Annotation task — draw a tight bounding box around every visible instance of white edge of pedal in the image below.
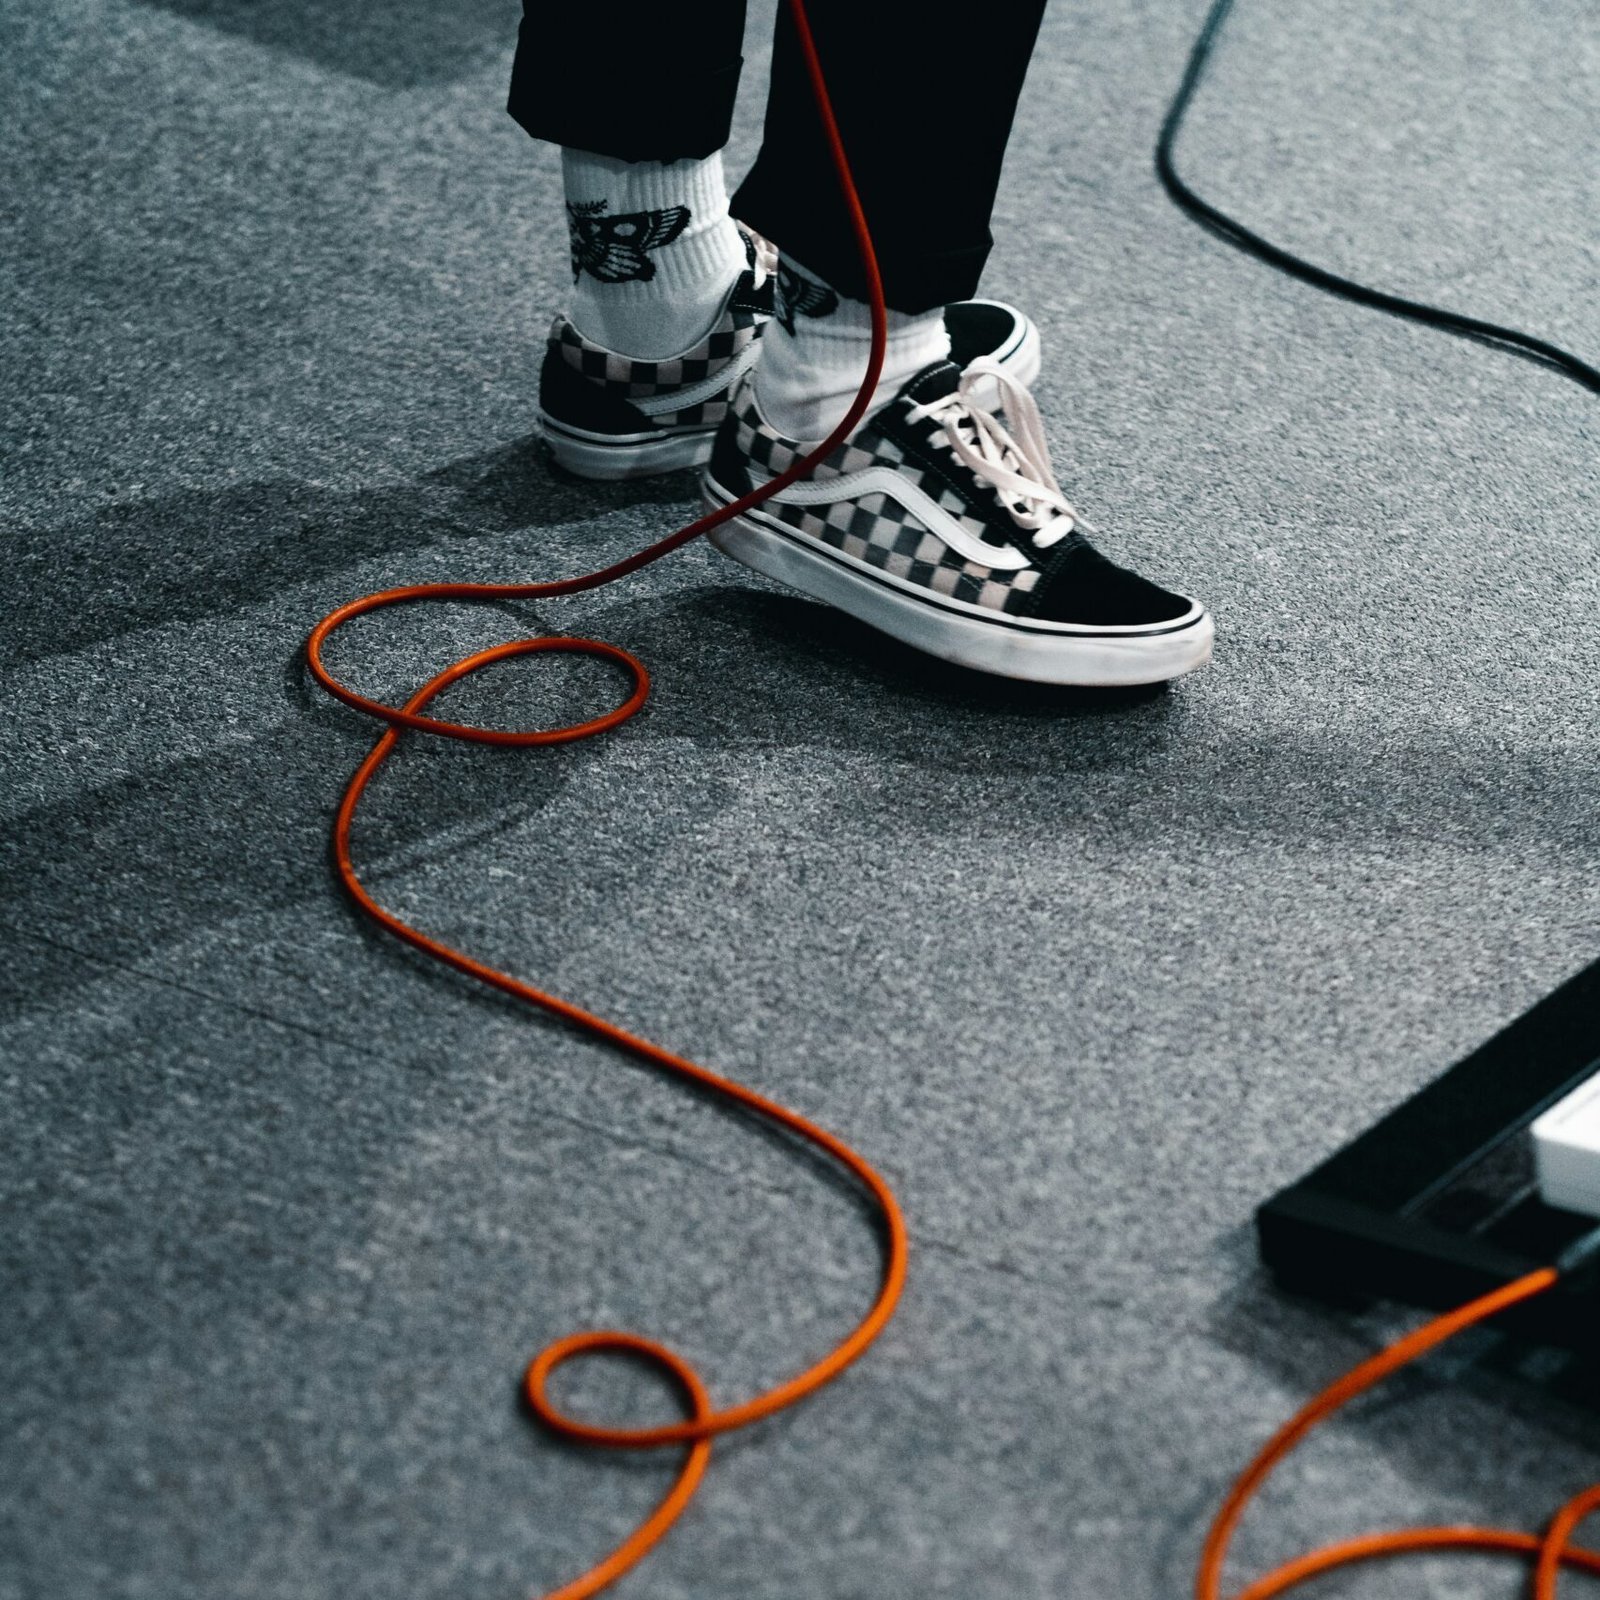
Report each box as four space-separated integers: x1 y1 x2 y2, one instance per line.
1532 1075 1600 1220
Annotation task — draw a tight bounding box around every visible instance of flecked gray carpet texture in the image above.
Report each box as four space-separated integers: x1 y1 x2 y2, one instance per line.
4 0 1599 1595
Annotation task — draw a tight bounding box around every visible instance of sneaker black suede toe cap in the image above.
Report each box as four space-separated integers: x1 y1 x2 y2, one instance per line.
1025 538 1197 627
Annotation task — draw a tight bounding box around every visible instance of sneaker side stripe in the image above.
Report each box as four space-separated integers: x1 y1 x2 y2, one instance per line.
635 338 762 417
769 467 1033 571
707 479 1207 641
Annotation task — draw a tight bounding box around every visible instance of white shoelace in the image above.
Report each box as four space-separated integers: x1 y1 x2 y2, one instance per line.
905 358 1088 550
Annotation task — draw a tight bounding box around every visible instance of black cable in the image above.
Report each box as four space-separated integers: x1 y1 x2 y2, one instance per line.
1157 0 1600 396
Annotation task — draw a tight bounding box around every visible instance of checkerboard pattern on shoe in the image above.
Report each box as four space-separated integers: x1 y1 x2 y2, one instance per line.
711 368 1044 615
538 259 771 481
548 307 762 429
701 359 1213 687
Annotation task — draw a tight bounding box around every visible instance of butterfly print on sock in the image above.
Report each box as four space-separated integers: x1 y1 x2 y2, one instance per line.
773 263 840 334
567 200 691 284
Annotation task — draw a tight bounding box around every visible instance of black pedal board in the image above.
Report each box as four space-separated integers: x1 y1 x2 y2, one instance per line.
1257 956 1600 1350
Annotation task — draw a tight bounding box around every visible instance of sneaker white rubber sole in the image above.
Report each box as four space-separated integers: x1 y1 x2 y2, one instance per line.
541 416 715 481
702 479 1213 686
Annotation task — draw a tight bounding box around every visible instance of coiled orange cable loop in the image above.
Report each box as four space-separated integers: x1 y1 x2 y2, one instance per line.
306 4 1599 1592
1198 1266 1600 1600
307 4 901 1593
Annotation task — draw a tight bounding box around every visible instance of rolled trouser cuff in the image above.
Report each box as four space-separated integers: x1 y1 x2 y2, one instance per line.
507 19 743 162
733 161 993 315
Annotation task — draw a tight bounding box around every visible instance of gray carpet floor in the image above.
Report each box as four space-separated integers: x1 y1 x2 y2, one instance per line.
4 0 1599 1596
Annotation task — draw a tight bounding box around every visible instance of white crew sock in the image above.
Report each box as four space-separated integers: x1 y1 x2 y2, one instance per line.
561 147 746 360
753 254 951 445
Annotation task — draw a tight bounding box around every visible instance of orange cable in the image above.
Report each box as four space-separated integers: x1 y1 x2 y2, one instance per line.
306 3 897 1593
1537 1484 1600 1600
1197 1266 1600 1600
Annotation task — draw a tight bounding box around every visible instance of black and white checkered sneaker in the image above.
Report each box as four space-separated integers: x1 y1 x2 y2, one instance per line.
540 229 1043 482
539 247 774 482
702 358 1213 685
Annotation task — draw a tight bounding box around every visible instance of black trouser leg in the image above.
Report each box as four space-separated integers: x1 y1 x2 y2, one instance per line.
507 0 1047 312
507 0 748 162
733 0 1049 313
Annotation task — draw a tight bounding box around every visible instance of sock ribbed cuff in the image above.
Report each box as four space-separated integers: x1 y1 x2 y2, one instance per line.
757 254 951 444
561 148 732 241
561 148 746 359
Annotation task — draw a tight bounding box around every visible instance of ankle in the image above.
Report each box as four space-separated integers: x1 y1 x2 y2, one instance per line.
754 256 950 444
562 148 746 360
